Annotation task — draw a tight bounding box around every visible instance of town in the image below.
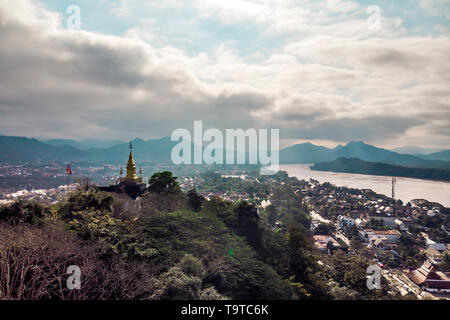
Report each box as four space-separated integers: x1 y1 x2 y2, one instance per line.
2 164 448 299
180 171 450 299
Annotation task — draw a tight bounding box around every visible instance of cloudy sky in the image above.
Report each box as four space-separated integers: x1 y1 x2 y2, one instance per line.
0 0 449 149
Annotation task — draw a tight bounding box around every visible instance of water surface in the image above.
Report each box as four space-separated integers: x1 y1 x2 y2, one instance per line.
280 164 450 207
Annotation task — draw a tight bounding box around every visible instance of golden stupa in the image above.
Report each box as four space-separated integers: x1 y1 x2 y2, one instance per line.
98 140 145 199
119 141 143 184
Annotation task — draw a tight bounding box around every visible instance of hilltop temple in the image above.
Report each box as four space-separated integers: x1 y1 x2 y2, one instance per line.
98 141 146 199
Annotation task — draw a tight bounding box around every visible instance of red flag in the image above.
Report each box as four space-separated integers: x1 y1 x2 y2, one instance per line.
66 166 72 175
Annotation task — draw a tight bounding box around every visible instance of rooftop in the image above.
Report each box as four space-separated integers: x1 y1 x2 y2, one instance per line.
365 229 401 236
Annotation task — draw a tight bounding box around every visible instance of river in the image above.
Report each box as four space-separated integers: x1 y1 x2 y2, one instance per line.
280 164 450 207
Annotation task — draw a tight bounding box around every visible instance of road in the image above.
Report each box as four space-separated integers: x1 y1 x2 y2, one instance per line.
310 210 332 224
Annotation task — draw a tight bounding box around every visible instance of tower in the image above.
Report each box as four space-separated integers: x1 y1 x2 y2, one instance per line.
126 141 138 181
392 177 396 200
392 177 396 214
120 141 142 184
99 140 146 199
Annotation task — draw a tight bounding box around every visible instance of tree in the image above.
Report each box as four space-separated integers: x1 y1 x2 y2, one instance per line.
287 225 328 298
187 189 204 212
150 254 227 300
0 223 154 300
0 199 47 224
235 201 262 250
58 190 113 220
267 205 277 226
314 223 335 235
148 171 181 194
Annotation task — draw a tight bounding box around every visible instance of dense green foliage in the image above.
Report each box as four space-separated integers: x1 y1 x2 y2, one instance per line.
0 171 412 300
148 171 182 194
314 223 335 235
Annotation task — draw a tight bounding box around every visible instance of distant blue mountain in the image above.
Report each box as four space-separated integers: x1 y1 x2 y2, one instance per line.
278 142 333 164
280 140 450 169
391 146 446 155
44 138 125 150
1 135 450 170
0 136 87 163
311 157 450 182
420 150 450 162
87 137 174 163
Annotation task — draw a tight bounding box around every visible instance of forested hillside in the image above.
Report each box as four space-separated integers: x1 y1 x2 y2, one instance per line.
0 172 402 300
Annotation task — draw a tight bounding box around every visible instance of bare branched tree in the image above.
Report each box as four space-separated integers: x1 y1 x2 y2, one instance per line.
76 177 95 193
0 223 155 300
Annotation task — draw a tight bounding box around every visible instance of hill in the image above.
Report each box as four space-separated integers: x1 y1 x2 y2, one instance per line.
278 142 333 164
44 138 125 150
391 146 446 155
0 171 397 300
0 185 304 299
87 137 175 163
0 136 87 163
0 136 175 164
420 150 450 162
280 141 450 169
311 157 450 182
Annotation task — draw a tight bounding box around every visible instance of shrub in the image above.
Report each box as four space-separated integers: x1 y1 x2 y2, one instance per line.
0 199 47 225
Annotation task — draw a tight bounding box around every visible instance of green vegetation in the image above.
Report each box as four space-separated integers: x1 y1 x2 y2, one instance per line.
148 171 182 194
0 171 410 300
314 223 335 235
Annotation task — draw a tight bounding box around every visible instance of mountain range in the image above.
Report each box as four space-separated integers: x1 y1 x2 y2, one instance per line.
390 146 446 155
311 157 450 182
0 136 87 163
0 136 174 164
1 135 449 170
44 139 125 150
280 141 450 169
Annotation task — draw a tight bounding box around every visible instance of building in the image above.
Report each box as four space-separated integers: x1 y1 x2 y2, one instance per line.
427 241 447 252
98 141 146 199
395 218 408 231
338 215 354 228
359 229 401 250
370 216 397 228
424 247 443 265
372 237 398 250
408 261 440 285
312 235 341 253
424 280 450 293
359 229 401 243
408 261 450 293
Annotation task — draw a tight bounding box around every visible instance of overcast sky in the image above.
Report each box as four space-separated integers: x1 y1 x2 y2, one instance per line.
0 0 449 149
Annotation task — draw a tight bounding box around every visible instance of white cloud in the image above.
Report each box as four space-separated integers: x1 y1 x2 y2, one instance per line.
324 0 359 13
0 0 449 148
110 0 133 19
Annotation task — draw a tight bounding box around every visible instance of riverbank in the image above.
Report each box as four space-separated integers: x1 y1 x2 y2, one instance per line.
280 164 450 207
311 158 450 182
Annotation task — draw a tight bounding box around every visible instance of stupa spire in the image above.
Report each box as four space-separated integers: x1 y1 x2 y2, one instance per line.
126 140 137 180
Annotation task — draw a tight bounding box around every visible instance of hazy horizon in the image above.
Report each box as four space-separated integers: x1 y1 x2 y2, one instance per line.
2 133 449 153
